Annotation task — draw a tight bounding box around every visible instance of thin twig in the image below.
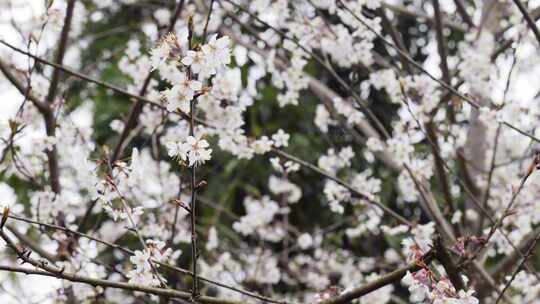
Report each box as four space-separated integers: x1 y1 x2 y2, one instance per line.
452 0 475 28
477 125 501 235
45 0 75 104
4 224 59 262
494 230 540 303
201 0 216 44
378 7 411 73
509 0 540 46
107 177 167 288
432 0 451 84
186 16 200 300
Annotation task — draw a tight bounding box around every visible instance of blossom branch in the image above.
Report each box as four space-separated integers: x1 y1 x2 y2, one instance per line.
381 2 467 31
272 149 411 226
0 265 241 304
106 175 168 288
111 0 186 164
5 213 287 304
0 39 197 124
320 251 434 304
185 15 200 297
219 0 391 139
336 0 540 145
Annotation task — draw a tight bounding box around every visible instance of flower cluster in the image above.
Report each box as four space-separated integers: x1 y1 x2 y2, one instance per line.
149 33 231 114
232 196 286 242
166 136 212 167
402 269 478 304
126 240 177 287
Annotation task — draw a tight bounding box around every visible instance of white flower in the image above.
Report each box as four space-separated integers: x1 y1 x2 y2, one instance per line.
268 175 302 203
324 180 350 214
181 50 206 74
381 224 409 236
314 104 336 133
41 135 58 151
401 271 429 302
132 206 144 217
161 86 190 112
126 240 174 287
206 226 219 250
411 222 435 252
153 9 170 26
166 141 184 159
272 129 290 148
338 146 354 166
202 35 231 68
297 233 313 249
318 146 354 174
270 157 283 172
146 239 173 262
233 196 280 237
161 73 202 112
0 183 18 211
149 42 171 71
130 250 152 273
127 269 162 287
457 290 479 304
465 209 478 221
351 170 381 201
181 136 212 167
125 40 141 60
243 249 281 284
174 72 203 94
251 136 274 154
284 160 300 172
109 119 124 133
451 210 462 224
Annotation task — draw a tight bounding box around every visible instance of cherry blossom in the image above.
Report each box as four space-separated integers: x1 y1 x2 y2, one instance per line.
2 0 540 303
